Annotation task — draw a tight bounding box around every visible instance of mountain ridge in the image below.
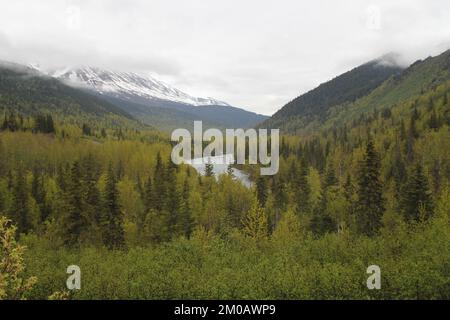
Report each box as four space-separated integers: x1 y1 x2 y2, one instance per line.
28 64 268 131
0 62 151 131
35 65 230 107
262 54 405 132
261 50 450 134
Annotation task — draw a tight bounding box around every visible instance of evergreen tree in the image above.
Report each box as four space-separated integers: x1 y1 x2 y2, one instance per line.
179 178 193 237
205 158 214 177
116 160 125 180
34 114 55 134
56 164 70 193
399 119 406 141
165 158 181 237
1 113 19 132
82 123 91 136
33 114 45 133
295 159 310 214
324 163 338 188
310 209 335 237
31 166 49 221
343 173 354 202
391 144 407 186
430 159 441 194
226 190 241 228
135 174 144 199
65 161 84 246
256 175 268 206
153 152 166 212
142 154 170 243
143 174 154 213
80 154 101 226
101 163 125 249
402 163 434 222
10 166 32 235
272 176 287 213
311 164 338 236
356 141 385 236
45 114 55 133
343 173 356 217
6 170 13 190
428 110 439 130
409 113 419 138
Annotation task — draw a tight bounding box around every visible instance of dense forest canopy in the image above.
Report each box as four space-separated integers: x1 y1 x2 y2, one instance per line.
262 49 450 135
0 50 449 299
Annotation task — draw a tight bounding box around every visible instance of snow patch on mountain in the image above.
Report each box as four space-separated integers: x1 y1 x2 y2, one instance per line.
29 65 230 107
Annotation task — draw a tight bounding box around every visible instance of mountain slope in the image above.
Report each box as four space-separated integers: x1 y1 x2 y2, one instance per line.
0 62 146 129
262 54 404 132
46 66 230 107
99 95 222 131
40 66 268 131
324 49 450 128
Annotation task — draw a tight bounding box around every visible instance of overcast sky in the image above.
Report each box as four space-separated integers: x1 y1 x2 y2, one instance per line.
0 0 449 115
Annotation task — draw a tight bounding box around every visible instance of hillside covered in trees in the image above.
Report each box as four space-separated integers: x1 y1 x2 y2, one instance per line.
262 50 450 135
0 63 152 133
0 50 449 299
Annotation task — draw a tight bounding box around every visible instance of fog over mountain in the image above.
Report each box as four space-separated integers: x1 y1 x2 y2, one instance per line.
0 0 449 115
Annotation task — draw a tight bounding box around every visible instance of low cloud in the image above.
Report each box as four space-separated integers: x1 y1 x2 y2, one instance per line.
0 0 449 115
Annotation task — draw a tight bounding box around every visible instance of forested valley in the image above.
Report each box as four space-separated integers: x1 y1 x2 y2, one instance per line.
0 52 449 300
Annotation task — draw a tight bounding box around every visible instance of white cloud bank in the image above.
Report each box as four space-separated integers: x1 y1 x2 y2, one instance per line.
0 0 449 115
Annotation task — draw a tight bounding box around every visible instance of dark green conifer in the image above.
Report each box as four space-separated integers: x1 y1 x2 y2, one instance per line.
101 163 125 249
356 141 385 236
402 163 434 222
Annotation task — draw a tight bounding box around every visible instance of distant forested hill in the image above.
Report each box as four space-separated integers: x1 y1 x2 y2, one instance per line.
0 63 148 130
262 51 450 134
261 54 403 132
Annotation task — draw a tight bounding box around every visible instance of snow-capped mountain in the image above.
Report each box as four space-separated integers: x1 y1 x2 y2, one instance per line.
31 65 230 107
26 63 268 131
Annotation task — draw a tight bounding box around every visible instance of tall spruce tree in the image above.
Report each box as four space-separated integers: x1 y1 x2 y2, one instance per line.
102 163 125 249
356 141 385 236
165 159 181 237
402 163 434 222
80 154 101 226
45 114 55 133
256 175 268 206
324 163 338 188
179 178 193 237
10 166 32 235
65 161 84 246
31 166 49 221
343 173 354 202
311 164 337 236
143 174 154 213
295 159 310 214
153 152 166 212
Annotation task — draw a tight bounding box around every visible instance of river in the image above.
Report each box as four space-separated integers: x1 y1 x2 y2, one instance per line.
185 154 253 188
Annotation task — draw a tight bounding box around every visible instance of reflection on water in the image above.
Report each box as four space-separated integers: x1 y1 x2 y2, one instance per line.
185 154 252 188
